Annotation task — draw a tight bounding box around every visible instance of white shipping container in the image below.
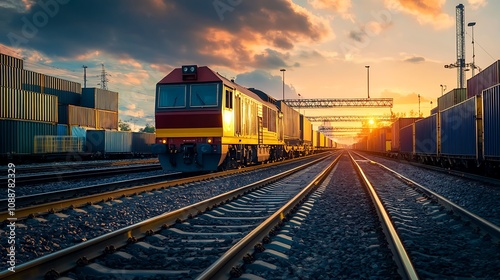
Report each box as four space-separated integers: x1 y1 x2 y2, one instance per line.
86 130 132 153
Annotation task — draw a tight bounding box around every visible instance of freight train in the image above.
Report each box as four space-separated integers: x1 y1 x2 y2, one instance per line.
397 84 499 170
152 65 335 172
353 61 500 173
1 129 156 163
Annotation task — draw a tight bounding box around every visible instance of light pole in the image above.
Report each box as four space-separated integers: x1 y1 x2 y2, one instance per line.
418 94 421 116
440 84 447 96
468 22 476 76
365 65 370 98
298 93 302 115
280 69 286 100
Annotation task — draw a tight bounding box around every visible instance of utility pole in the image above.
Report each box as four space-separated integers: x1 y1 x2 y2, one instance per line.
365 65 370 98
468 22 477 77
98 63 109 90
280 69 286 100
418 94 421 116
82 65 88 88
440 84 447 96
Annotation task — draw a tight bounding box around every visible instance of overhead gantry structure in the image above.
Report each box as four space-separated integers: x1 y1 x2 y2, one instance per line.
284 98 393 108
317 126 365 132
306 115 395 122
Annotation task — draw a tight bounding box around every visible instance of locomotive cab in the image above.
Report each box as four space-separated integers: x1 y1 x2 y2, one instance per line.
153 65 226 172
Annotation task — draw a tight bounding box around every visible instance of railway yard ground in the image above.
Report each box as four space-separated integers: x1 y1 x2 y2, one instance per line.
1 151 499 279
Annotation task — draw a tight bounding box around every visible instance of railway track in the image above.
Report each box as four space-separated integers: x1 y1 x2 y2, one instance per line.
6 164 162 186
234 151 499 279
2 151 497 279
0 155 325 222
0 154 337 279
350 151 500 278
5 159 159 174
0 172 183 213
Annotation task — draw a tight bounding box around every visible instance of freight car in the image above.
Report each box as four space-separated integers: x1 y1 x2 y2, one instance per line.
392 84 500 172
1 129 156 163
152 65 334 172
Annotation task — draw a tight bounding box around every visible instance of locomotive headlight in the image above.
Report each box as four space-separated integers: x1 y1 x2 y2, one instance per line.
162 139 167 144
207 138 212 144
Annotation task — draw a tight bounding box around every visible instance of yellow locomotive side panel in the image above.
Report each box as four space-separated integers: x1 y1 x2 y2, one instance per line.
156 127 223 138
222 85 235 136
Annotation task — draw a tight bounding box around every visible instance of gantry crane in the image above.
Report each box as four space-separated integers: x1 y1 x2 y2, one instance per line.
444 4 466 89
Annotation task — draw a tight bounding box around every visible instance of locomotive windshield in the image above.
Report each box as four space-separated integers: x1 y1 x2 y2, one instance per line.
190 83 218 107
158 85 186 108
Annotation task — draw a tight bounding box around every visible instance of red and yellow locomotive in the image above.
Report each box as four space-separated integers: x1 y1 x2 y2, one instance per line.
152 65 288 172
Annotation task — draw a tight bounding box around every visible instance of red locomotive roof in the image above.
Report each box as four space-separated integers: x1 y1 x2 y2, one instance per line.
157 66 278 110
157 66 221 84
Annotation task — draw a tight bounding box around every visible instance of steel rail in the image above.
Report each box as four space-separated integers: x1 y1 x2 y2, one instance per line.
354 153 500 242
348 151 419 280
5 164 162 186
195 153 341 279
0 155 325 221
0 173 181 212
0 154 332 279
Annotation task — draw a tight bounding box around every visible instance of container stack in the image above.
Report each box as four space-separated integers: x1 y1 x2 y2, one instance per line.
467 60 500 98
438 88 467 111
81 88 119 130
366 127 392 153
391 118 422 152
1 53 58 154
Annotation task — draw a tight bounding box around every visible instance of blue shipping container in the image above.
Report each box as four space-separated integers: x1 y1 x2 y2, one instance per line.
440 97 478 157
415 114 438 155
482 84 500 160
400 124 414 153
57 124 68 136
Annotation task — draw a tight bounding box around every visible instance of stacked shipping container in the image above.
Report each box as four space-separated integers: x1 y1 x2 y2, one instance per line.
86 130 133 153
277 101 300 144
81 88 119 111
467 60 500 99
0 87 58 123
1 53 58 154
440 96 480 158
414 114 438 155
391 118 421 152
482 84 500 161
438 88 467 111
1 52 122 155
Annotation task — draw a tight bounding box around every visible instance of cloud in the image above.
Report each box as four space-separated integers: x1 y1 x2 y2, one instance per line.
404 56 425 63
235 69 298 100
384 0 454 29
0 0 332 71
379 89 430 104
309 0 353 19
468 0 487 10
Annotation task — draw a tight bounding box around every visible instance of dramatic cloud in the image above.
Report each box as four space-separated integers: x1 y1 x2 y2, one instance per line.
235 69 298 100
384 0 454 29
404 56 425 63
0 0 332 71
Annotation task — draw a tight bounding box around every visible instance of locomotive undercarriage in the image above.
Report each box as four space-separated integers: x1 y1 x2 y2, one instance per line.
218 144 285 171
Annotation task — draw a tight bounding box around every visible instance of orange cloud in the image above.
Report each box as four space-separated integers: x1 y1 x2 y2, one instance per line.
384 0 454 29
309 0 353 19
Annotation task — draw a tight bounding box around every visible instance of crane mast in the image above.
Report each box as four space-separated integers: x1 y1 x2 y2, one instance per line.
456 4 465 88
444 4 466 88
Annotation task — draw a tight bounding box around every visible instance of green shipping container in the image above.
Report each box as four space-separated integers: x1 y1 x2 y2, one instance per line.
0 119 57 154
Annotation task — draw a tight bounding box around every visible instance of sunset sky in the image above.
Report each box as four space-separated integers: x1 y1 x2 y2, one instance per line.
1 0 498 142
